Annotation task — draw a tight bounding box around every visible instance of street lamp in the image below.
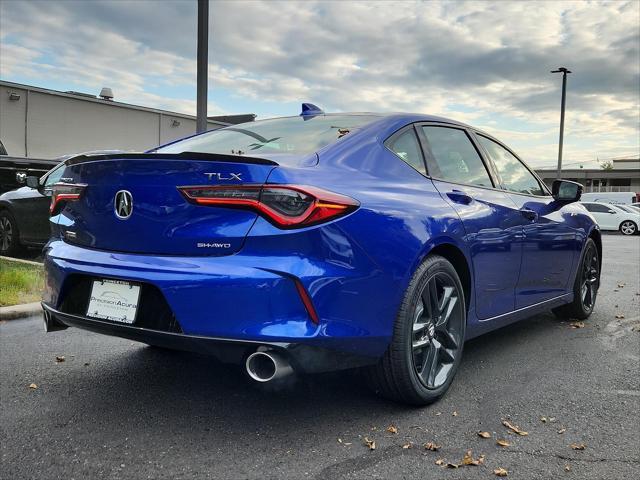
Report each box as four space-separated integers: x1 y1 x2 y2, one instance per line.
196 0 209 134
551 67 571 179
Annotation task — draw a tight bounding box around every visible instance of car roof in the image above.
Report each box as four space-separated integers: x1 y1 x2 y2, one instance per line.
259 112 473 128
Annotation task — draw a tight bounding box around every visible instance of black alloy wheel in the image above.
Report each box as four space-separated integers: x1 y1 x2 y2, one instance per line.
0 210 21 256
552 238 599 320
411 272 464 389
579 241 599 312
365 255 466 405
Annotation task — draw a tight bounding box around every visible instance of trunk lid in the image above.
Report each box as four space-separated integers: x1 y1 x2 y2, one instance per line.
55 153 280 256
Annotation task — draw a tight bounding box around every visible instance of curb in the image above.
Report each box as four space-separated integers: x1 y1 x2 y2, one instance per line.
0 302 43 321
0 255 43 266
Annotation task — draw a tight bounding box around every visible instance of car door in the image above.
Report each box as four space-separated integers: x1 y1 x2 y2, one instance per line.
416 124 526 320
474 134 577 308
582 203 618 229
12 163 65 243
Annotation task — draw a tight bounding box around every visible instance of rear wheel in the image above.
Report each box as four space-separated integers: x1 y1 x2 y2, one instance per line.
365 255 466 405
0 210 22 257
619 220 637 236
552 238 599 320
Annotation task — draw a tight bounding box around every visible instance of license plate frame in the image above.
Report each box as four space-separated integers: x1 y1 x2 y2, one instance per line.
86 279 141 324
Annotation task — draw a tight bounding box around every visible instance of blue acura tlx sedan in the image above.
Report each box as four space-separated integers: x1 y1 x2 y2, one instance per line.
42 105 600 405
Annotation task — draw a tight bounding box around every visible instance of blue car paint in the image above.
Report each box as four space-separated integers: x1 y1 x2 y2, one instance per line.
43 113 599 367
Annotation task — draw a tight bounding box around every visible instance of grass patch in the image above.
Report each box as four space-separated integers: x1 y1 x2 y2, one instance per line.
0 258 44 307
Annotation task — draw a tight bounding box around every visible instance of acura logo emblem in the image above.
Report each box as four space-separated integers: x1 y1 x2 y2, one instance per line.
114 190 133 219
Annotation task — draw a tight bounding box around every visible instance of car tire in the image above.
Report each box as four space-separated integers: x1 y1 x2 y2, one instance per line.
552 238 599 320
0 209 23 257
619 220 637 236
365 255 466 405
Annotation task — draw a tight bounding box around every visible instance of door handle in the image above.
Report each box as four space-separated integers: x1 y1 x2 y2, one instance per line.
519 208 538 221
446 190 473 205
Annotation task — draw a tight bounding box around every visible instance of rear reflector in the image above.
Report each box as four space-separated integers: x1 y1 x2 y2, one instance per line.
178 185 359 228
294 278 319 324
50 183 87 215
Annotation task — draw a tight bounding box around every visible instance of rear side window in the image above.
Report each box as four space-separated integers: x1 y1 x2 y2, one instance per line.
385 128 426 175
477 135 545 196
583 203 612 213
420 126 493 187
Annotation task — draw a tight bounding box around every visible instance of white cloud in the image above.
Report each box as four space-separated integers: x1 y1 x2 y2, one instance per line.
0 0 638 166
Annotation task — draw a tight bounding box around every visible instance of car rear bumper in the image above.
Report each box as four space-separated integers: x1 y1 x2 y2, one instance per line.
43 239 391 369
41 302 374 373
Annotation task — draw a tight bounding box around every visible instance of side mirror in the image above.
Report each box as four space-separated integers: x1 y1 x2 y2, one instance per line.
26 176 40 189
552 179 582 203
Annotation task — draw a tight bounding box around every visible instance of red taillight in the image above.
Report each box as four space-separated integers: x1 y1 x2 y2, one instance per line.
178 184 359 228
50 183 86 215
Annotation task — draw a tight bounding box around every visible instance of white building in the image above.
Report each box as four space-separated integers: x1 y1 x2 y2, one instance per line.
0 80 235 159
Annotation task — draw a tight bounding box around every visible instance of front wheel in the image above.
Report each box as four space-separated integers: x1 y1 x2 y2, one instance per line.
619 220 637 236
0 210 22 257
552 238 599 320
365 255 466 405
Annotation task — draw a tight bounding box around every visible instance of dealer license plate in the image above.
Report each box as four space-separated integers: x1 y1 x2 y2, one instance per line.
86 279 140 324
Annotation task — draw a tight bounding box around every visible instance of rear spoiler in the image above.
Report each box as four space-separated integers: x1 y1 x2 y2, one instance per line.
64 151 279 166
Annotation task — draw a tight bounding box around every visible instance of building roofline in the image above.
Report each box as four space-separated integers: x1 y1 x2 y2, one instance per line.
0 80 230 126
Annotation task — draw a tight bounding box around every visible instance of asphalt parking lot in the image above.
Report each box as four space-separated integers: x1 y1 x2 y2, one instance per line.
1 234 639 479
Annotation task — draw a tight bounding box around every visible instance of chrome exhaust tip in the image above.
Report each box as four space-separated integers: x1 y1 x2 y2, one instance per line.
43 309 67 332
245 350 293 382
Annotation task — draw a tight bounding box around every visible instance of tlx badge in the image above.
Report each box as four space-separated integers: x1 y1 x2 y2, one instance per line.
204 172 242 181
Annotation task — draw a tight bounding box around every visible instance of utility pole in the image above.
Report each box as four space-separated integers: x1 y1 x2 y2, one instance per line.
196 0 209 134
551 67 571 179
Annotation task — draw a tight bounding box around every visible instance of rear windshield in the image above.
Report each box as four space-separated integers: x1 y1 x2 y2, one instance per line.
156 115 379 156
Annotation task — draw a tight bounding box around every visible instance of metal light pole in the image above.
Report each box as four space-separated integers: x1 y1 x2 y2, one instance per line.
196 0 209 133
551 67 571 179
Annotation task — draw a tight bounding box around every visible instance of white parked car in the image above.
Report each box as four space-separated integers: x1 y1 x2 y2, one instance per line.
581 202 640 235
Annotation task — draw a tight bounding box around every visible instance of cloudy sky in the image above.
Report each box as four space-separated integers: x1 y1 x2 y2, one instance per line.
1 0 638 168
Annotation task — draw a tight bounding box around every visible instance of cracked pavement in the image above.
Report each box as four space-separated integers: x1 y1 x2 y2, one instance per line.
1 234 639 479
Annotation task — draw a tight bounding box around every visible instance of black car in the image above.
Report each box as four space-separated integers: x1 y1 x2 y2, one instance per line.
0 161 66 255
0 150 123 255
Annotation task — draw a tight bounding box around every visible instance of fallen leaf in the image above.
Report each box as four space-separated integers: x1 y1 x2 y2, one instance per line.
540 416 547 423
569 321 585 329
462 450 485 466
386 425 398 434
557 428 566 434
615 314 625 319
363 437 376 450
565 465 571 472
424 441 441 451
502 420 528 436
402 442 412 449
478 431 491 439
435 458 446 466
55 356 65 363
617 283 625 288
570 443 586 450
494 467 508 477
452 411 458 416
28 383 38 389
446 463 460 469
496 439 511 447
